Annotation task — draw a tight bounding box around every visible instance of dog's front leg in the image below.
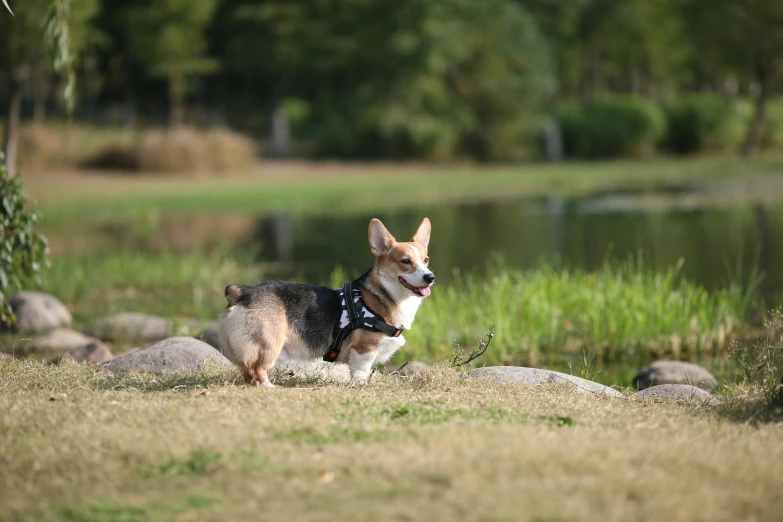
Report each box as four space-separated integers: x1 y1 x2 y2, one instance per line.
347 348 376 384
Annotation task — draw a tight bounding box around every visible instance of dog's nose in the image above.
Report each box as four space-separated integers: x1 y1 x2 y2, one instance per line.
423 273 435 284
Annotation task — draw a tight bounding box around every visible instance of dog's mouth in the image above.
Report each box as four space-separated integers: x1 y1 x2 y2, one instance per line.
399 276 432 297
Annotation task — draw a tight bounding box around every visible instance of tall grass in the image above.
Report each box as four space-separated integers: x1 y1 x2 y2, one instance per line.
345 257 753 365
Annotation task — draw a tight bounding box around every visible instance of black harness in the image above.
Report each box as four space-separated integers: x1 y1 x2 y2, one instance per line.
323 282 404 362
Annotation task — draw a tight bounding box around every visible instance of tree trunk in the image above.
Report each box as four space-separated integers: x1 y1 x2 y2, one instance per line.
32 68 48 124
3 82 23 177
269 81 291 157
168 73 185 128
742 59 769 157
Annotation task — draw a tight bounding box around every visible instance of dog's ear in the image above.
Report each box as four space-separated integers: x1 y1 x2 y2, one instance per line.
412 217 431 250
369 218 396 257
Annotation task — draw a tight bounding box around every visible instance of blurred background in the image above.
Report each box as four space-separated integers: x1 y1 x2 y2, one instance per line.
3 0 783 385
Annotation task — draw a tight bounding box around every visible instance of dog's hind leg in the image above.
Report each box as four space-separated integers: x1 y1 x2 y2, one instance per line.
245 318 288 388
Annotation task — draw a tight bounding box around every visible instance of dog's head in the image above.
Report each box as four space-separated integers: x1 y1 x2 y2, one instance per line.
368 217 434 299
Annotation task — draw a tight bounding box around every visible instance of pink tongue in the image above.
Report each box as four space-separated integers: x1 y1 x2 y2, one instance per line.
419 286 432 297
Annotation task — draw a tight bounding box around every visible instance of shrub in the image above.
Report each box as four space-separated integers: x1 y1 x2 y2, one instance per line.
557 97 666 159
135 127 257 174
0 153 49 326
662 95 752 155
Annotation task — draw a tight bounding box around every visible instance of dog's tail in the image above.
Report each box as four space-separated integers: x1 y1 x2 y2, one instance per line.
225 284 243 307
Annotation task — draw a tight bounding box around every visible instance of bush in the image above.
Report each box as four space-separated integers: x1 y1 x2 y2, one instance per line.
0 153 49 326
557 97 666 159
662 95 752 155
135 127 257 174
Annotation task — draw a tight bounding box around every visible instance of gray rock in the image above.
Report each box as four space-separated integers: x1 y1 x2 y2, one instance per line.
55 342 113 365
195 323 222 352
387 361 430 376
18 328 112 365
635 384 722 406
99 336 232 374
633 360 718 391
0 353 12 360
464 366 624 398
88 313 174 342
7 291 71 332
23 328 98 350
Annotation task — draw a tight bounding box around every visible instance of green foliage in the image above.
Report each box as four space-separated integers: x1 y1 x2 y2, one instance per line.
558 97 666 159
127 0 219 123
0 153 49 326
663 96 752 155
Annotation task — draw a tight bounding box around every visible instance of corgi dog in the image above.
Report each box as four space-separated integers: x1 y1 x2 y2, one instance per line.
218 217 434 387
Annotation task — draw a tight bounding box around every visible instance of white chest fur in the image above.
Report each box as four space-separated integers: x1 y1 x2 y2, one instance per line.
373 334 406 365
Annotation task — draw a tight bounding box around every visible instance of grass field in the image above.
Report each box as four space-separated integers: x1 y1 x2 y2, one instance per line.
1 359 781 522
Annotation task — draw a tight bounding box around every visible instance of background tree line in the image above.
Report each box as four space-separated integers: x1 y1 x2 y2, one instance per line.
2 0 783 167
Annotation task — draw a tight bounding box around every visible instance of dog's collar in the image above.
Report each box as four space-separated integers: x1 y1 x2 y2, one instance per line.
323 282 403 363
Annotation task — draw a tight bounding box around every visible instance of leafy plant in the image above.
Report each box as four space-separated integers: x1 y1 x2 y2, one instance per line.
0 152 50 326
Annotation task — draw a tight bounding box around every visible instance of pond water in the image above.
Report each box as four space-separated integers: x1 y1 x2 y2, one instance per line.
253 195 783 304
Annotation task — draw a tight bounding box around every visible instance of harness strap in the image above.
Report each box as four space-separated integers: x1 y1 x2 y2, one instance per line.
343 283 360 330
323 282 404 363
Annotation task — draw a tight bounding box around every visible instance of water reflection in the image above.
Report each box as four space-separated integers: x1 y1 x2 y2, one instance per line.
255 197 783 302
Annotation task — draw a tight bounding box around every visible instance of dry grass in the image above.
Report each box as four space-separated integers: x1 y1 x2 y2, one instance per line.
1 359 782 521
136 127 257 174
16 123 135 170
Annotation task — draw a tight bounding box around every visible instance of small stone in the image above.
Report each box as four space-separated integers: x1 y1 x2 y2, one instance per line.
635 384 722 406
6 291 71 332
633 361 718 391
88 313 174 343
463 366 624 398
54 342 113 365
15 328 113 365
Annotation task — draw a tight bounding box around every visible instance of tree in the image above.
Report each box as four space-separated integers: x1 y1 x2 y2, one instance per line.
127 0 219 127
0 0 97 175
682 0 783 155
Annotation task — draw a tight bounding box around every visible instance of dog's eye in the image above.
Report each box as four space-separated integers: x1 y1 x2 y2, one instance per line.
424 257 429 264
401 259 412 265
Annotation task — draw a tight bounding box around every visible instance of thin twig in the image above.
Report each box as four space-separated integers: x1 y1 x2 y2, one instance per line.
388 361 410 376
451 326 495 368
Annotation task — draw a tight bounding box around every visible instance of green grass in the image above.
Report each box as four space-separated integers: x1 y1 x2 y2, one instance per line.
22 155 783 226
1 359 781 521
